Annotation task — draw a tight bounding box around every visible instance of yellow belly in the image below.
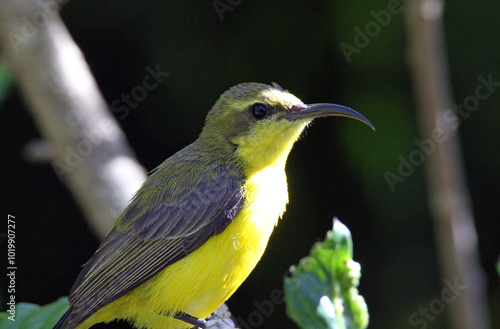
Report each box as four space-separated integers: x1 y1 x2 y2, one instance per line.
77 166 288 329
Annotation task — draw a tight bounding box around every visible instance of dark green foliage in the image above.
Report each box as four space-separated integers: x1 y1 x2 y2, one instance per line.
0 62 11 103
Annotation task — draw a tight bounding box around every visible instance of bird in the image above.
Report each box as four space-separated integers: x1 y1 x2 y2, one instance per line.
53 82 374 329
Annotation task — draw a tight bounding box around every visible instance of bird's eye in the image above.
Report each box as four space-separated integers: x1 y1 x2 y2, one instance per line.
250 103 269 120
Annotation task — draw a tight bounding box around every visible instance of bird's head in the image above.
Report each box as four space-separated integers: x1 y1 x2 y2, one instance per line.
200 82 374 174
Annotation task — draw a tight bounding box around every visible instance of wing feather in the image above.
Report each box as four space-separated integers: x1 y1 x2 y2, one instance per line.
65 155 244 327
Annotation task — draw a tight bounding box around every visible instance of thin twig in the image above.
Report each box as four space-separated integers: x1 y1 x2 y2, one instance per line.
404 1 489 328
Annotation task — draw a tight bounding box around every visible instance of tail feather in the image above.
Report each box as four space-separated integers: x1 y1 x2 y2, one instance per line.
53 307 74 329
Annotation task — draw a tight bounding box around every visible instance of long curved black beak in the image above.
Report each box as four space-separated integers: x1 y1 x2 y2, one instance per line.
281 103 375 130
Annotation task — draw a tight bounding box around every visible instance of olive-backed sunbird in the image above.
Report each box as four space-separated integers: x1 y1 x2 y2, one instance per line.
54 82 374 329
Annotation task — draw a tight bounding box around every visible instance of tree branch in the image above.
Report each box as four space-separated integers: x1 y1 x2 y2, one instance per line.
0 0 147 238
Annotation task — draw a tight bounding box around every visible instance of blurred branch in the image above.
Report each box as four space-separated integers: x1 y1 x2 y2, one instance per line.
0 0 147 238
404 1 489 329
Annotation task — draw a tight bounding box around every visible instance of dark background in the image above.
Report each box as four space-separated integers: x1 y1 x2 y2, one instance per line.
1 1 499 329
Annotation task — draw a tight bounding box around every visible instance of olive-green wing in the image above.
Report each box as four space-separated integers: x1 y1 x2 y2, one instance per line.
64 161 244 327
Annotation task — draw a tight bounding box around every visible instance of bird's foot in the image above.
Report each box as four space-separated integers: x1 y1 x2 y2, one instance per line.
173 312 207 329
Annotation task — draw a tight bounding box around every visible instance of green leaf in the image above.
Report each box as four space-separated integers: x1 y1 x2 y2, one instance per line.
284 218 368 329
0 297 69 329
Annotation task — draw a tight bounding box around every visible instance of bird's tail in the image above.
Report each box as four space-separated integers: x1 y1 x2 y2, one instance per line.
53 307 74 329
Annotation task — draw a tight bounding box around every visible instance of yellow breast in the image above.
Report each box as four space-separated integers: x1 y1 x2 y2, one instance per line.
78 166 288 329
